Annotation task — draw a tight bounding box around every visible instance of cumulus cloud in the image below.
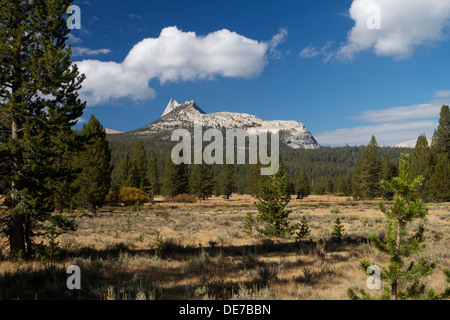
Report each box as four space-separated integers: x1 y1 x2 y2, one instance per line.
75 26 283 105
315 91 447 146
338 0 450 60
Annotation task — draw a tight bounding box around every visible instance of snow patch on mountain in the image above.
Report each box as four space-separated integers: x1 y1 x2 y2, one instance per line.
394 138 432 148
138 99 320 149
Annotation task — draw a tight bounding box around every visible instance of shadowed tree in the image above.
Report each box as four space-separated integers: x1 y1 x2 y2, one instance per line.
0 0 85 256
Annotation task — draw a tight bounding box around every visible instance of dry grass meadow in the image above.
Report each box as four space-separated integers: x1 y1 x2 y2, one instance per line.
0 195 449 300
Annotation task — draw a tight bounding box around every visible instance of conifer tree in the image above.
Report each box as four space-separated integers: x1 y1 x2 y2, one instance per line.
431 105 450 157
0 0 85 256
147 152 161 200
295 169 311 199
331 217 346 242
312 177 326 195
380 156 395 200
409 134 432 201
255 166 294 237
245 162 262 196
353 136 382 200
112 154 131 190
220 164 236 199
348 154 436 300
161 153 180 198
177 162 190 195
190 160 215 200
161 153 190 198
429 153 450 202
337 177 352 196
74 115 112 213
128 141 148 190
52 128 81 213
243 212 254 236
296 216 311 241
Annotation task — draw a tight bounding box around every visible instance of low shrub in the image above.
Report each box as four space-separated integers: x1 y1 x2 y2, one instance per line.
118 187 149 206
170 194 197 203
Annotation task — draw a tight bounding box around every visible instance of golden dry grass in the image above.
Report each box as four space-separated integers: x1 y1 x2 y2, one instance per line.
0 195 449 300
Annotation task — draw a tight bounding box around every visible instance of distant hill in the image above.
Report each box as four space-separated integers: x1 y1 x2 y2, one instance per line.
104 128 122 135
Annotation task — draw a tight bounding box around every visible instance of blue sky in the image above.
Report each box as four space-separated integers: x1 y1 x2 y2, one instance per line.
69 0 450 146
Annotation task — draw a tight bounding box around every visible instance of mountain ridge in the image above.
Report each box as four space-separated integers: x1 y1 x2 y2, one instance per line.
131 99 321 149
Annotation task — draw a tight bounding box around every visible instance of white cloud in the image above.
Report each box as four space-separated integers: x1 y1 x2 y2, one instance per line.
72 47 111 57
354 103 443 123
434 90 450 98
268 28 289 59
299 42 334 62
75 26 280 105
315 92 447 146
315 120 438 147
68 33 83 44
299 44 319 58
77 60 157 105
338 0 450 60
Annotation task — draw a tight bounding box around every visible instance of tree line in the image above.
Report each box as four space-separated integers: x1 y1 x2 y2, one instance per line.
106 104 449 204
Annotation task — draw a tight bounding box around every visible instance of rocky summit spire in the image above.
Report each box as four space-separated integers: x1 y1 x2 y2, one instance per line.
161 98 180 117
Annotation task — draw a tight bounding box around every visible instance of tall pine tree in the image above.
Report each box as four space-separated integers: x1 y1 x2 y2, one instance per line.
74 115 112 213
409 134 432 201
190 161 215 200
353 136 382 200
147 152 161 200
112 154 131 190
220 164 236 199
161 153 190 198
380 156 395 200
0 0 85 256
429 153 450 202
295 169 311 199
128 141 148 190
431 105 450 158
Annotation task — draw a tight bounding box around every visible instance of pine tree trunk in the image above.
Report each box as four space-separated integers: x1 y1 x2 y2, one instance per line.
9 117 26 256
391 218 402 300
392 281 398 300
